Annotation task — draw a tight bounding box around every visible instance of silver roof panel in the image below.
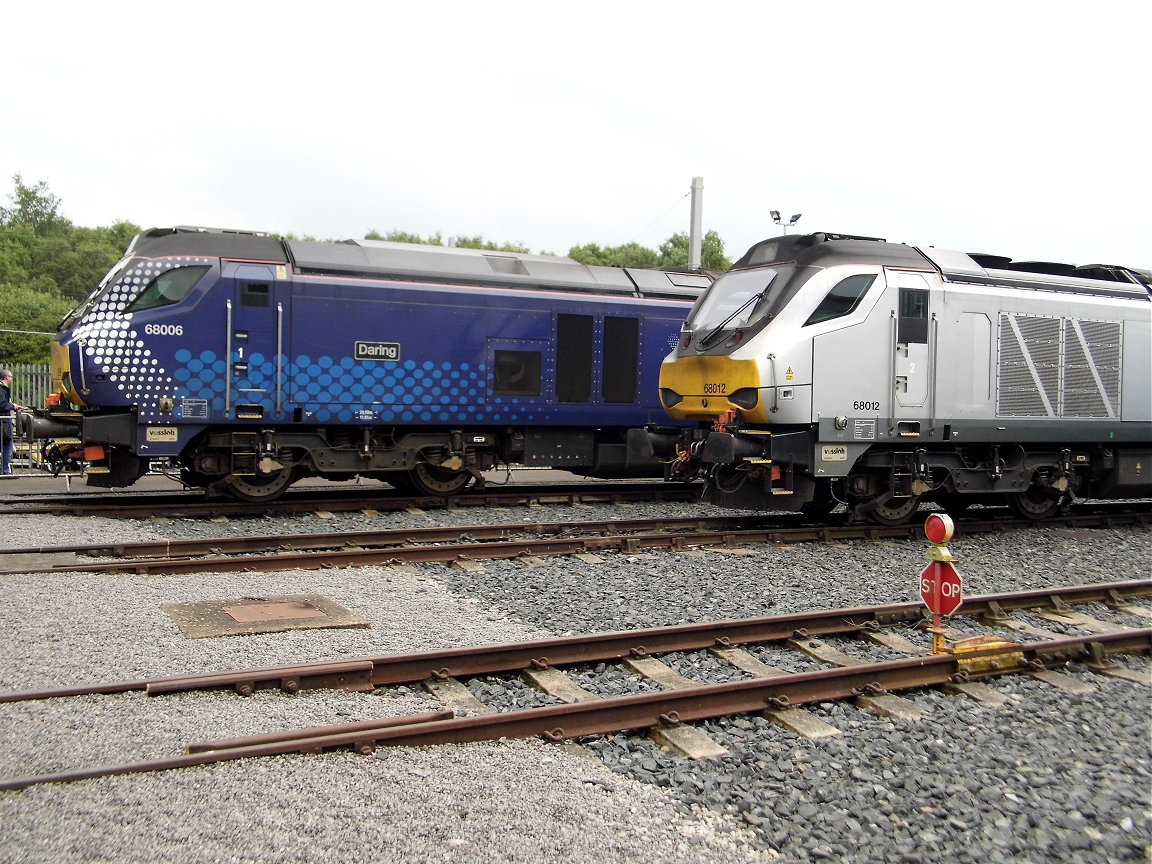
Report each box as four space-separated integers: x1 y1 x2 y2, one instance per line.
286 239 708 299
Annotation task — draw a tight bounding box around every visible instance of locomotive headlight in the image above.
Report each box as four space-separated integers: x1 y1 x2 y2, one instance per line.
660 388 684 407
835 415 848 430
678 323 694 350
729 388 758 409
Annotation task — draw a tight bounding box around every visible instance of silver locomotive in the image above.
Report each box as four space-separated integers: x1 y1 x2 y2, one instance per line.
652 232 1151 523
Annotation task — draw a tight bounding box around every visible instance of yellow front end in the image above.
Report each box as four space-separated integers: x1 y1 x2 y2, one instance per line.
659 355 765 422
49 339 86 407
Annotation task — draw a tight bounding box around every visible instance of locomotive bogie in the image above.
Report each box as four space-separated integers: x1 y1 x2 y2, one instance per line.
658 232 1151 522
44 227 710 500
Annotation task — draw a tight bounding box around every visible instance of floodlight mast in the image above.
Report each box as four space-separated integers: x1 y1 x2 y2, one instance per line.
772 211 802 234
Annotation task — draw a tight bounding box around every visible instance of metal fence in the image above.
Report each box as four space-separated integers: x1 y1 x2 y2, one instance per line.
6 363 52 410
3 363 53 471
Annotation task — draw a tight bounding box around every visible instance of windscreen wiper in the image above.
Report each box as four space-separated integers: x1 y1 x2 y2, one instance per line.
697 292 762 349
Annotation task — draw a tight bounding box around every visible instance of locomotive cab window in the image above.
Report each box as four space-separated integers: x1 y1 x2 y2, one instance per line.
494 350 542 396
241 282 270 308
687 269 780 331
898 287 930 343
127 265 209 312
803 274 877 326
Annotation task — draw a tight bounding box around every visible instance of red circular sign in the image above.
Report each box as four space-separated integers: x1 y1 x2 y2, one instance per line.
924 513 954 545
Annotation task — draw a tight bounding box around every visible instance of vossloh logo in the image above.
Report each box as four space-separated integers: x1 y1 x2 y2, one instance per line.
355 341 400 361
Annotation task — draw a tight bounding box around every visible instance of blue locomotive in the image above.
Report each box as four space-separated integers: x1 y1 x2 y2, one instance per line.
654 232 1151 523
41 226 711 500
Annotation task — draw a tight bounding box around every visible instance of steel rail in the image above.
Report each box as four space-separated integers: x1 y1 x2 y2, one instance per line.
1 628 1147 792
2 580 1147 704
4 512 1150 577
0 514 792 559
0 481 702 519
0 506 1125 560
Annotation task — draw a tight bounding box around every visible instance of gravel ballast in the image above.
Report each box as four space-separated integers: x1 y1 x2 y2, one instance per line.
0 496 1149 863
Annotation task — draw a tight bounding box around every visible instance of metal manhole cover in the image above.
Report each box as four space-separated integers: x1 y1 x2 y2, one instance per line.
223 600 328 623
161 594 371 639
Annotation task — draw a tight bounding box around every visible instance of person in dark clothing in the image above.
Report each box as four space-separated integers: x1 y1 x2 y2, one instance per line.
0 368 29 476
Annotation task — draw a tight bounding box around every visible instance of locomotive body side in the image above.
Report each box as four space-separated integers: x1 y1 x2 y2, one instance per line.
43 227 708 499
658 232 1151 522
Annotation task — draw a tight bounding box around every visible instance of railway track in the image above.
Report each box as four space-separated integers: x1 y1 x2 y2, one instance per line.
2 505 1150 576
0 479 701 519
4 479 1149 524
1 579 1148 791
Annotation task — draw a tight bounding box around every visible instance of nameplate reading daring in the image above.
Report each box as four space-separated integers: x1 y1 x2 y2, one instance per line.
355 341 400 362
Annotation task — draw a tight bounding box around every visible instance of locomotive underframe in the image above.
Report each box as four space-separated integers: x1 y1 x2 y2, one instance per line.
46 409 675 499
664 422 1151 522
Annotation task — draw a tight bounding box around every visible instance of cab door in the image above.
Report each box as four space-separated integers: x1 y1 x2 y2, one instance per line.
889 272 933 419
227 263 288 421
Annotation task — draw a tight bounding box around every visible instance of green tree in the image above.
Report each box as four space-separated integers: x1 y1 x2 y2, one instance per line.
0 284 73 364
657 230 731 271
365 229 444 245
0 177 140 362
569 230 730 271
567 242 660 268
364 230 529 253
0 175 71 236
453 235 529 253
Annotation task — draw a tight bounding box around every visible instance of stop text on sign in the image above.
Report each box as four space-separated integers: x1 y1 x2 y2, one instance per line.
919 560 963 616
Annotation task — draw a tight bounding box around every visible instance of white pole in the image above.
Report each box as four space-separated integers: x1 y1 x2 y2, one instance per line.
688 176 703 270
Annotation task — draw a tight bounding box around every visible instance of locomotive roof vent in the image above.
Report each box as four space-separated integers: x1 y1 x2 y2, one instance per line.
998 261 1078 277
484 255 530 276
132 226 288 263
170 225 273 237
921 247 1150 299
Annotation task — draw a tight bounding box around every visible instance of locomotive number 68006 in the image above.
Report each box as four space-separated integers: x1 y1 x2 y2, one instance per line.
38 226 714 501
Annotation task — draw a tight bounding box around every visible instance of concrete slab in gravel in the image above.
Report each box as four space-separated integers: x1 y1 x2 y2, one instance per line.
161 593 371 639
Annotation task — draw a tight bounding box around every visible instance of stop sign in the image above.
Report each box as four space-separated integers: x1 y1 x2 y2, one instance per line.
919 560 963 616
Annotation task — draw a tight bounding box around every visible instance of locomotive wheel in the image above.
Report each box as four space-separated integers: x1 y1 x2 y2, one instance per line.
218 468 296 502
860 493 921 525
1009 486 1064 520
408 463 472 496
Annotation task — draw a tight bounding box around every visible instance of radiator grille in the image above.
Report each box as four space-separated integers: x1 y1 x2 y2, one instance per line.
996 314 1121 418
1062 319 1121 417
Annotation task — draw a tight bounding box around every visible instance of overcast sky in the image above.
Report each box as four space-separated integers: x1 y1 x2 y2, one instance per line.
3 2 1147 268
